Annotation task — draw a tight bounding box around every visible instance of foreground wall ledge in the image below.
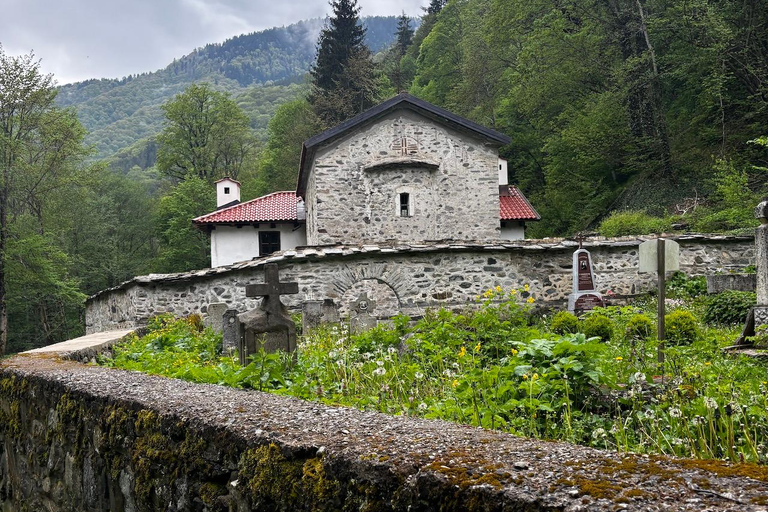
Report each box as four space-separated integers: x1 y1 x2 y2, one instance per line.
2 351 767 511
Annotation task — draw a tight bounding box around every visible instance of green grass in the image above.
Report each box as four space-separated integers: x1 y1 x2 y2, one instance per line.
100 286 768 464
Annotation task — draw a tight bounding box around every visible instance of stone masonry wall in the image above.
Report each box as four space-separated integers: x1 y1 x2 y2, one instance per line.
2 345 767 511
85 235 754 334
306 110 501 245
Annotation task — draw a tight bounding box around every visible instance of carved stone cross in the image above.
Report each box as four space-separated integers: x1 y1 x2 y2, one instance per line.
245 263 299 314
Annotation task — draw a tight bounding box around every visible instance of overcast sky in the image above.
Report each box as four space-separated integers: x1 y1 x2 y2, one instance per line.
1 0 425 85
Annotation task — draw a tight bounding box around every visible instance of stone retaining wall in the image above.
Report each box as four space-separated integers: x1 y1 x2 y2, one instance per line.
85 235 754 334
2 344 767 511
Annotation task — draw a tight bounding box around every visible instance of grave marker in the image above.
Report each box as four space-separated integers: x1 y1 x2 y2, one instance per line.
567 238 604 314
733 199 768 347
237 263 299 364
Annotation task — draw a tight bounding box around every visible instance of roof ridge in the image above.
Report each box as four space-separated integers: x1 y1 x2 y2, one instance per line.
193 190 297 223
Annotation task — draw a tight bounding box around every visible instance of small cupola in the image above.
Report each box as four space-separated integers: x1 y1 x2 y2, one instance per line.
215 177 241 209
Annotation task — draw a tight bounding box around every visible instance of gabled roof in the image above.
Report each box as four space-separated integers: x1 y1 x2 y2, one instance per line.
193 191 301 225
297 93 512 196
500 186 541 221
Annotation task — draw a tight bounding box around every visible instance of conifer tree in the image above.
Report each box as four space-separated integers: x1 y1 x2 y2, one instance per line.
310 0 377 126
426 0 447 15
395 13 414 56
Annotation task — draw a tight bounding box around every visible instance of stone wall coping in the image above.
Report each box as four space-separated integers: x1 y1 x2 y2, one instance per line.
4 350 768 510
86 233 753 303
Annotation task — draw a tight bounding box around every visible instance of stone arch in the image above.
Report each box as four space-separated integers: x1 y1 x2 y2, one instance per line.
338 278 401 319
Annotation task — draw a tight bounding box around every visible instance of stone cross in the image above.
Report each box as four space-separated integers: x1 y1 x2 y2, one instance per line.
735 198 768 346
237 263 299 364
350 292 378 332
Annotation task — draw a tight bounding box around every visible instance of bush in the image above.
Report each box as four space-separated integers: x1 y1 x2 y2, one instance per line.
581 314 613 341
667 272 707 299
551 311 579 334
703 290 756 325
625 314 654 340
597 211 672 237
664 310 699 345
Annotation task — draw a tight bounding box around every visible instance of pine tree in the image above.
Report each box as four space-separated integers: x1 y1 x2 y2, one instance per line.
395 13 414 56
309 0 377 126
426 0 447 15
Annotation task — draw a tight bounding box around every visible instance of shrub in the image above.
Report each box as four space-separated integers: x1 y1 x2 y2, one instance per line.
667 272 707 299
625 314 654 340
664 310 698 345
597 211 672 237
703 290 756 325
551 311 579 334
581 314 613 341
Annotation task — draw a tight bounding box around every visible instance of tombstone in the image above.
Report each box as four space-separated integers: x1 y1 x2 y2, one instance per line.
302 299 340 333
222 309 240 354
734 199 768 346
237 263 299 365
204 302 228 332
567 243 604 314
350 293 378 332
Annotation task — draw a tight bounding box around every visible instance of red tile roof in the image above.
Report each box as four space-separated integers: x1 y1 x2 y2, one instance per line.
193 191 301 224
500 186 540 221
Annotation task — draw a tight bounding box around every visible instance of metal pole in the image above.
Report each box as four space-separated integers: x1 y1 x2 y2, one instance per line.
657 238 666 375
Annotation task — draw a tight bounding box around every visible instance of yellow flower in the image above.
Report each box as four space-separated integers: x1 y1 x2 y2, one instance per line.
510 348 519 356
458 346 467 358
615 356 623 361
474 343 481 353
524 284 530 292
532 373 539 381
495 285 502 293
523 374 529 381
510 289 518 295
527 297 535 304
452 379 459 388
704 362 711 366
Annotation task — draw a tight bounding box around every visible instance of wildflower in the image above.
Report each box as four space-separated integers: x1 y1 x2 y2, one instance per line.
458 346 467 358
418 402 428 412
592 428 607 439
329 350 338 359
452 362 460 369
532 373 539 381
496 285 502 293
373 367 386 377
376 360 385 367
510 348 518 356
704 397 718 410
524 284 530 292
474 343 481 353
387 346 397 354
643 409 656 420
527 297 535 304
615 356 623 362
452 379 459 388
443 369 454 377
669 407 682 418
510 289 518 295
415 372 424 380
523 374 529 381
704 362 711 367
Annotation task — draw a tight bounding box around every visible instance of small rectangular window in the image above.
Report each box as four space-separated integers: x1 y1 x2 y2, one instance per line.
399 193 410 217
224 187 230 194
259 231 281 256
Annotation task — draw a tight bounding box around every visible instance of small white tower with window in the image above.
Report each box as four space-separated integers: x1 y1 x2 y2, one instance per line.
215 177 241 208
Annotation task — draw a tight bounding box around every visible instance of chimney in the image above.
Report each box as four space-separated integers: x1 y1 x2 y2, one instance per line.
215 177 241 209
498 158 510 196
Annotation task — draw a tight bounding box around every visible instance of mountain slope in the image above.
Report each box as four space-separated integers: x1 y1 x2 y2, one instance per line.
57 16 402 160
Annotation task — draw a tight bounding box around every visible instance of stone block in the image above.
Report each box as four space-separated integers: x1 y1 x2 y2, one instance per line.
706 274 756 294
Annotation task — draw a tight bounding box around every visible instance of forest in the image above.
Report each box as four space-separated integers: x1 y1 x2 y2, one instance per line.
0 0 766 354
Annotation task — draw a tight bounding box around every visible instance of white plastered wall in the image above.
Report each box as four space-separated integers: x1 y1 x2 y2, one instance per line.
500 222 525 241
210 224 307 267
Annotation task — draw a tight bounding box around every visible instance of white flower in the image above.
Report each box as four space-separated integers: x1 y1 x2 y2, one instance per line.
373 367 386 377
388 346 397 354
592 428 607 439
418 402 428 412
704 397 718 410
414 372 424 380
669 407 682 418
443 369 454 377
328 350 338 360
376 360 385 367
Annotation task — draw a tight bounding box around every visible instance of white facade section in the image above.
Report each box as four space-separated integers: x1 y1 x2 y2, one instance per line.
210 224 307 267
500 221 525 241
216 178 241 207
498 159 508 186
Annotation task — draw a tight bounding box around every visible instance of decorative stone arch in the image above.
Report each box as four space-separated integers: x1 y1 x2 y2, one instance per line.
331 263 407 318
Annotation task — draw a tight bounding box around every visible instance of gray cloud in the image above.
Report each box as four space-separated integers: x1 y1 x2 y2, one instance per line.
1 0 424 85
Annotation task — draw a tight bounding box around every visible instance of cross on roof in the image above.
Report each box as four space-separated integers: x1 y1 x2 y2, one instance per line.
245 263 298 315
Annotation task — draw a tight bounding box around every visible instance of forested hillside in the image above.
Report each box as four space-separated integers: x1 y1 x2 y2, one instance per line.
56 16 402 160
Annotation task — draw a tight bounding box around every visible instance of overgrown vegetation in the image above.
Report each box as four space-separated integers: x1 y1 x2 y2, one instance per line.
102 283 768 464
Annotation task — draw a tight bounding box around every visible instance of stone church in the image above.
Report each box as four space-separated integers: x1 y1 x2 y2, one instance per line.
195 93 539 268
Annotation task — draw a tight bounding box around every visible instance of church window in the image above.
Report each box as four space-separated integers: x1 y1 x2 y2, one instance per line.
399 193 411 217
224 187 230 194
259 231 281 256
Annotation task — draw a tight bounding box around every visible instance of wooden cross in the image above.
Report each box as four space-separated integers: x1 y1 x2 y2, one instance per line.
245 263 299 315
575 232 586 250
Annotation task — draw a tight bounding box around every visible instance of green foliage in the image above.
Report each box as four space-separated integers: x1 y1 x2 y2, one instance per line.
625 314 654 341
703 290 756 326
551 311 579 335
597 211 673 237
747 324 768 348
664 310 699 346
157 84 255 181
667 272 707 300
581 314 613 342
153 178 214 272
